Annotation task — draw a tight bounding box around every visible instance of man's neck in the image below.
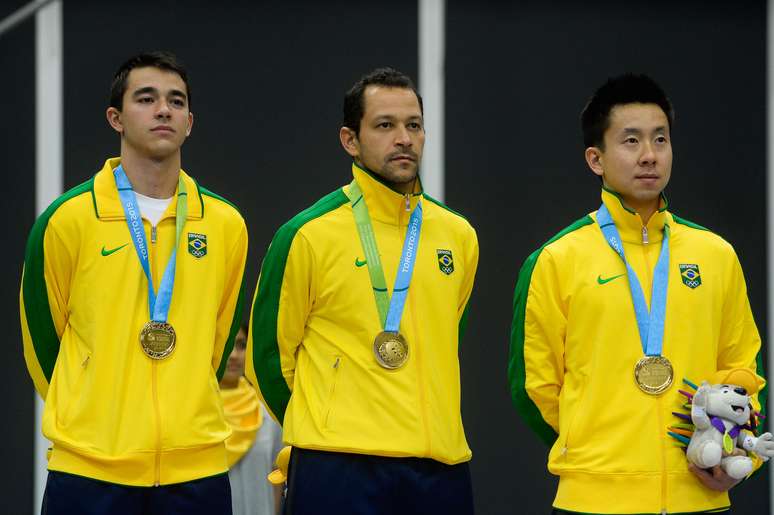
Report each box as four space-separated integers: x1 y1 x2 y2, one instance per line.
219 378 239 390
637 206 657 226
120 152 181 199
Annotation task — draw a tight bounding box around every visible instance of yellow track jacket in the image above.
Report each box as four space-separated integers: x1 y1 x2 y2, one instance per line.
247 163 478 464
20 158 248 486
509 189 766 514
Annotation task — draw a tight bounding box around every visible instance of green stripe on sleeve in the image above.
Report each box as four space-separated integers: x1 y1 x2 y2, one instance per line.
508 215 594 446
22 178 94 381
458 302 470 342
250 189 348 424
756 350 768 428
216 278 246 381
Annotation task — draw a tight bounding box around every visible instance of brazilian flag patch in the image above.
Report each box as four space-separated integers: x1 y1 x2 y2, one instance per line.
188 232 207 258
437 249 454 275
679 264 701 289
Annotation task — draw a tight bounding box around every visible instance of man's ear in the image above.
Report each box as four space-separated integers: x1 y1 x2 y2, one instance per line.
585 146 604 178
106 107 123 134
339 126 359 158
186 111 194 137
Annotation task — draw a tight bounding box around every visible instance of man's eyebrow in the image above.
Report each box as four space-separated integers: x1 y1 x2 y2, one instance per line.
131 87 187 100
622 126 667 134
132 86 158 97
373 113 422 121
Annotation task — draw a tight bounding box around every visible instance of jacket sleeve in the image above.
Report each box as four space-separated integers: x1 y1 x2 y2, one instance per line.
717 250 766 421
213 218 249 380
20 215 72 399
509 246 565 446
457 226 479 340
247 224 315 425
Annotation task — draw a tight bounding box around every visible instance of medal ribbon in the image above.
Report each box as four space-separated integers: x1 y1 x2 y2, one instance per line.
710 416 741 453
596 203 669 356
345 180 422 332
114 165 187 323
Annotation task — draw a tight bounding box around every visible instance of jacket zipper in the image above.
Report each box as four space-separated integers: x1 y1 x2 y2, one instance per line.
642 225 649 244
149 221 162 486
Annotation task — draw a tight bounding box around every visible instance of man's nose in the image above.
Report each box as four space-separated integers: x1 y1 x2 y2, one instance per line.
639 142 656 165
395 126 412 147
155 100 171 119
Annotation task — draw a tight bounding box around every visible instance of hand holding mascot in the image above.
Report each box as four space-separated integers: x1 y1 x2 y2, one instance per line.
683 369 774 479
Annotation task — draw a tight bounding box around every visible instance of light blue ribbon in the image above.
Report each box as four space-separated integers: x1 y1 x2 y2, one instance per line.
384 202 423 333
597 203 670 356
114 165 186 323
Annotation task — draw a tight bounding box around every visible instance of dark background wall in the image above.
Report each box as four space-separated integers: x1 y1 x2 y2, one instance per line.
1 1 36 512
2 0 768 513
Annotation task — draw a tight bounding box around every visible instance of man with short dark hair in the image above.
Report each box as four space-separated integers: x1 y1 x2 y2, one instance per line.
247 67 479 514
508 73 766 514
20 51 247 514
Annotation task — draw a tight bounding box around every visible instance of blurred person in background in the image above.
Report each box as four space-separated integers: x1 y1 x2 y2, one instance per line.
221 324 283 515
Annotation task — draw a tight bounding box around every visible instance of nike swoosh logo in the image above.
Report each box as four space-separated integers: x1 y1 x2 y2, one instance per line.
597 273 626 285
101 243 129 256
355 258 368 267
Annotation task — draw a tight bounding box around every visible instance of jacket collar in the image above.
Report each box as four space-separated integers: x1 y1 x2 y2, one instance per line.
92 157 204 220
346 162 423 225
599 187 670 244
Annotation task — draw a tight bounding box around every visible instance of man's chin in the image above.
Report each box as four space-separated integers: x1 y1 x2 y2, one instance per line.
381 165 419 184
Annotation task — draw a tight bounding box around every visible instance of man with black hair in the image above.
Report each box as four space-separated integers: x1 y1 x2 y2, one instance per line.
509 74 765 514
247 67 478 514
21 51 247 514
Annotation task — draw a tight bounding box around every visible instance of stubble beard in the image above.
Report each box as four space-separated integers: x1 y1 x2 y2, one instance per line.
378 159 419 187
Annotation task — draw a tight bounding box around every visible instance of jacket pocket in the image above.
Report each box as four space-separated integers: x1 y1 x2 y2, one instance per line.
323 356 343 429
561 382 589 463
56 341 92 428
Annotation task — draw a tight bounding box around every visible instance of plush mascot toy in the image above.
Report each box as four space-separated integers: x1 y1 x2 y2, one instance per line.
685 368 774 479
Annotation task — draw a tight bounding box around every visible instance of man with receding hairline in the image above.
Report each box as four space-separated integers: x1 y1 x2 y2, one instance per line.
247 67 479 514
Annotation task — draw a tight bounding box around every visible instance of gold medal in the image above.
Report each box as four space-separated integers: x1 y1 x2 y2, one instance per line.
634 355 673 395
139 321 176 360
373 331 409 369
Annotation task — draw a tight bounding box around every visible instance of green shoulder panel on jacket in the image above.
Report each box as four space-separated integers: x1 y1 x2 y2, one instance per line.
23 178 95 381
508 215 594 446
198 184 240 214
671 213 709 232
251 188 349 423
422 193 468 221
